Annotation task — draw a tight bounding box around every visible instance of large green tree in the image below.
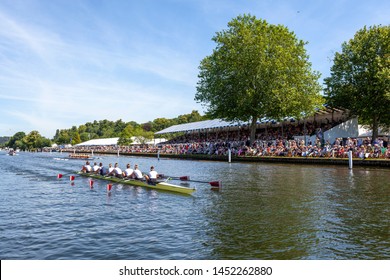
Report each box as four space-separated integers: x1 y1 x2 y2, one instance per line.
195 14 323 144
6 132 26 149
324 25 390 142
117 124 134 146
22 131 51 150
132 127 154 145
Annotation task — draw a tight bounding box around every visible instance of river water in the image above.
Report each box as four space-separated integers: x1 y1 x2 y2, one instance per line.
0 151 389 260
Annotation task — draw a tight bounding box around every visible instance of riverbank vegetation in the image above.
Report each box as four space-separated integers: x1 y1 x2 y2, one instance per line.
325 25 390 141
2 110 205 149
4 131 51 151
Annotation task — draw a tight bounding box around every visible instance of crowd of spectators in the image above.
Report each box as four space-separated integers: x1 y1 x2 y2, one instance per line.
64 120 390 160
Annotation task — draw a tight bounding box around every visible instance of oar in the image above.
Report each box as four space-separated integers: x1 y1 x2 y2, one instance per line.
163 175 190 181
165 175 222 189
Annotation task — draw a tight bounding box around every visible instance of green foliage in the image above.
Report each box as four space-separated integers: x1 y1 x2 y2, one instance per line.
0 136 10 146
2 111 206 147
132 127 155 145
324 25 390 141
52 110 205 144
23 131 52 150
72 132 82 145
117 125 155 145
6 132 26 150
6 131 51 150
79 132 90 142
118 124 134 146
196 14 323 143
53 129 71 144
151 118 173 132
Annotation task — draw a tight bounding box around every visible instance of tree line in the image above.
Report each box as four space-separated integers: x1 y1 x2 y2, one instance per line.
2 110 205 150
4 131 52 151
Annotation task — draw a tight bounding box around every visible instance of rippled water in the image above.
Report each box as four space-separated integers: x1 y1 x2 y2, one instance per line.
0 151 389 259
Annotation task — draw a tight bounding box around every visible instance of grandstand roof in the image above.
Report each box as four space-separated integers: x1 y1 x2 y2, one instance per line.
154 119 242 135
154 107 349 135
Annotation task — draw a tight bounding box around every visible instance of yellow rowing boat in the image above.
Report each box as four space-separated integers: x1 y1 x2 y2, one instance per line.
77 172 196 195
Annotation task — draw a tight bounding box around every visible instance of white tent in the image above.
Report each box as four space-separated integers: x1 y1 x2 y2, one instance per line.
358 126 390 138
75 138 119 146
75 137 167 146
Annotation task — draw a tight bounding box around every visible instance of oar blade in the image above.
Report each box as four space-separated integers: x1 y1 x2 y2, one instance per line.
209 180 222 191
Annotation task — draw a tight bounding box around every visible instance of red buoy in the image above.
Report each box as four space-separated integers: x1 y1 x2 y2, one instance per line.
89 180 94 189
57 174 63 179
69 175 75 181
107 184 112 192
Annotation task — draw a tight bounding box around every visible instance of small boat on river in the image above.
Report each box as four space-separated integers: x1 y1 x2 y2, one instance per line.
68 153 94 160
77 172 196 195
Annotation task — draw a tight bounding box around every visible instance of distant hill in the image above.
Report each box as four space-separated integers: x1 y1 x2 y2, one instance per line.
0 136 10 145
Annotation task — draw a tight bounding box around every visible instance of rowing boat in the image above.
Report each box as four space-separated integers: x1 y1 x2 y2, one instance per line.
69 154 94 160
77 172 196 195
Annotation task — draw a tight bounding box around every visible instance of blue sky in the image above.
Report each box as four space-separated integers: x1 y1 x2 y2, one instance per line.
0 0 388 138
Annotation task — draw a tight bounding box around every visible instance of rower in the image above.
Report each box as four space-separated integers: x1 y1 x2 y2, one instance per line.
144 166 158 184
133 164 144 180
81 161 92 173
107 163 114 175
122 163 134 178
109 163 122 177
98 163 105 175
92 162 100 173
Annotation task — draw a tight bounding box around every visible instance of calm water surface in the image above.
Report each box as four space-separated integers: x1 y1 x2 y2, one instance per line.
0 151 389 259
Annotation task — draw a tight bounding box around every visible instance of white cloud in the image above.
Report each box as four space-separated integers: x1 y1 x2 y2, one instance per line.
0 2 203 137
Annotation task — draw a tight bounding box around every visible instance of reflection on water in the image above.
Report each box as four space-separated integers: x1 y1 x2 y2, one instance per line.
0 152 389 259
203 164 390 259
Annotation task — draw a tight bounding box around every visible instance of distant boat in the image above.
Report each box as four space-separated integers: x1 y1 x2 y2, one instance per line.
8 150 16 156
68 153 94 160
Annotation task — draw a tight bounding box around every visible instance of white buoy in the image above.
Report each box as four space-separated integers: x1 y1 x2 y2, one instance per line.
348 150 353 169
157 149 160 161
117 149 120 157
228 148 231 163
